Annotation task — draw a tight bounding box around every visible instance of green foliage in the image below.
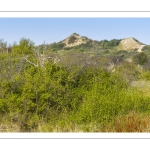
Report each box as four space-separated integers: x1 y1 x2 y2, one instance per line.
1 39 150 132
142 45 150 56
132 52 148 65
99 39 121 48
117 62 141 83
0 39 7 53
141 71 150 80
49 42 65 51
3 55 150 130
12 38 35 55
68 36 77 44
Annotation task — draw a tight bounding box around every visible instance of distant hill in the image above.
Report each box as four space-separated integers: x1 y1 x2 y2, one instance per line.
118 37 146 51
37 33 148 54
59 34 146 52
60 33 94 47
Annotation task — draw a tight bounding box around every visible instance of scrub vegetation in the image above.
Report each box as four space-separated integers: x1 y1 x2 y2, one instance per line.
1 36 150 132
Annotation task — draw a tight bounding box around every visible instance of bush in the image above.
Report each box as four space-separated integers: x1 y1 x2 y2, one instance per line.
99 39 121 48
68 36 77 44
1 44 150 132
0 39 7 53
132 52 148 65
12 38 35 55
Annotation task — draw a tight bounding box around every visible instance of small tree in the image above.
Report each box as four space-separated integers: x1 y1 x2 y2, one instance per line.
12 38 35 55
0 39 7 53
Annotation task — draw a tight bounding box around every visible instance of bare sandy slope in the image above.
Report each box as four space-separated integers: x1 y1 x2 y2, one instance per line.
137 45 145 53
120 38 145 52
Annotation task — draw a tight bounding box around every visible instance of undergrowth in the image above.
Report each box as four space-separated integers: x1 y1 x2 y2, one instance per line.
1 54 150 132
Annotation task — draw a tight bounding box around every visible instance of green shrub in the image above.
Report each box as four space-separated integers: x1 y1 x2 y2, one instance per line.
12 38 35 55
132 52 148 65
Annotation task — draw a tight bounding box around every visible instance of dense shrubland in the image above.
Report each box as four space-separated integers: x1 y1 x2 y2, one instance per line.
99 39 121 49
0 38 150 132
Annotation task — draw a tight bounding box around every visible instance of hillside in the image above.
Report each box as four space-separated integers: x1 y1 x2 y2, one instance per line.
35 34 150 68
61 33 94 47
118 37 145 51
42 34 147 54
1 36 150 132
59 34 147 52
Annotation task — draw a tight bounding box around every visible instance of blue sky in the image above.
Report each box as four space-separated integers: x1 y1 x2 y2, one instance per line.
0 18 150 46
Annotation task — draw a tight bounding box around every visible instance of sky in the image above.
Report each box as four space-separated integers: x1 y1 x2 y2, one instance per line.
0 18 150 46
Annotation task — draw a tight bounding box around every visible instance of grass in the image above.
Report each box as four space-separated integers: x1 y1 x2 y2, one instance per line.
114 112 150 132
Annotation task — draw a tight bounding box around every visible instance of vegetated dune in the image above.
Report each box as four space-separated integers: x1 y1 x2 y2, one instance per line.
119 37 145 52
61 33 93 47
137 45 146 53
44 33 147 53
